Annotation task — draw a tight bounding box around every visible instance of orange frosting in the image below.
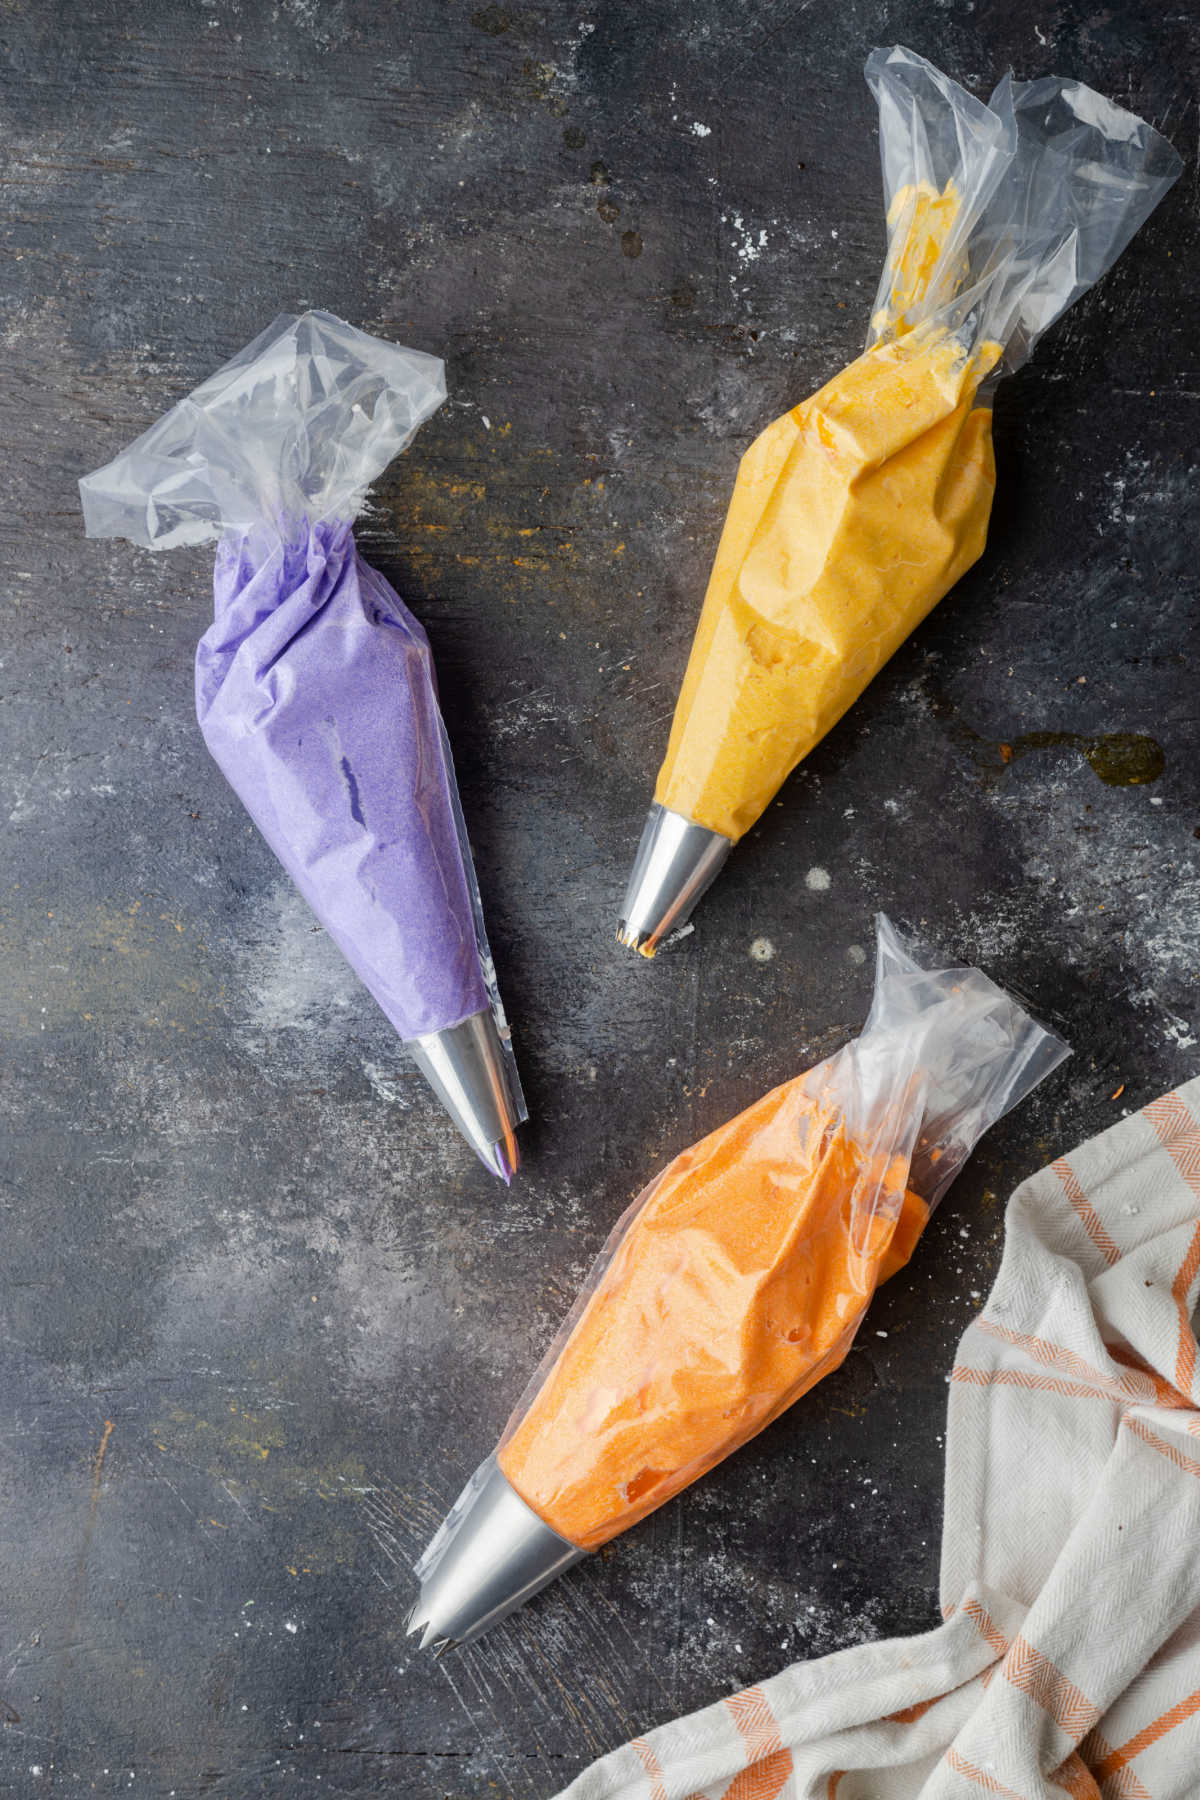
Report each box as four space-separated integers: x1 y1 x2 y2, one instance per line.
498 1071 929 1550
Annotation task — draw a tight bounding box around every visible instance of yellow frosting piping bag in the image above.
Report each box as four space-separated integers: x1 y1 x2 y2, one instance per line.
617 45 1180 957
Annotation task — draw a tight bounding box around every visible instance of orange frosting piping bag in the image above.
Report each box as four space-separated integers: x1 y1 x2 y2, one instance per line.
406 916 1068 1648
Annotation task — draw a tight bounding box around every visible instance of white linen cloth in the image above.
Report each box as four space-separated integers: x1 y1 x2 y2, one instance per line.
556 1077 1200 1800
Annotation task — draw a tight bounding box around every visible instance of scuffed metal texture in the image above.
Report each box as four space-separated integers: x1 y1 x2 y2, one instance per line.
0 1 1196 1794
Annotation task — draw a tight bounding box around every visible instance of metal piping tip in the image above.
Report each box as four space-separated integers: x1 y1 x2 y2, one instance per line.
617 805 733 958
408 1009 522 1181
408 1457 586 1650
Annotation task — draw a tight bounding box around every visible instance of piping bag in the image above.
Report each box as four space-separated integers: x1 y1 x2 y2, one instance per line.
407 916 1069 1647
80 311 526 1180
618 47 1181 955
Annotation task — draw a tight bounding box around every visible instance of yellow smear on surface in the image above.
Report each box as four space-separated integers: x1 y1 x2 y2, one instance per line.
655 323 1000 841
498 1071 929 1550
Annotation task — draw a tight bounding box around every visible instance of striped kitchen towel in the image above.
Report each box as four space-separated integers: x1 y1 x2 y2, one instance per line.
555 1077 1200 1800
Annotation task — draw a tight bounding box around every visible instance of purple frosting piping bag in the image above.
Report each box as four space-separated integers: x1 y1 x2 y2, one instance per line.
79 310 526 1180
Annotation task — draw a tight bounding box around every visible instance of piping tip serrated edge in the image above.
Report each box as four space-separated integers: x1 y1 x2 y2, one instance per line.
615 923 657 958
617 805 732 958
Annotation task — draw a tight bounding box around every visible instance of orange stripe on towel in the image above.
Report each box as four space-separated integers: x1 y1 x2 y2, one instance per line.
1170 1221 1200 1397
631 1737 668 1800
1124 1414 1200 1482
962 1598 1011 1660
1144 1092 1200 1397
725 1686 784 1761
722 1687 793 1800
1002 1637 1101 1740
718 1751 794 1800
975 1323 1157 1405
1108 1341 1194 1411
944 1746 1026 1797
1143 1092 1200 1182
1093 1684 1200 1779
889 1695 938 1725
1053 1158 1121 1267
953 1367 1123 1405
1051 1751 1103 1798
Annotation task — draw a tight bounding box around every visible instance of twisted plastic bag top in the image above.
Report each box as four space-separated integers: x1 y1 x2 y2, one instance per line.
866 45 1182 372
838 915 1068 1207
79 310 446 550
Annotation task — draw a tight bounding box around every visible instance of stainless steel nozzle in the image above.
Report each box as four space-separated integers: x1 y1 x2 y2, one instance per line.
408 1009 522 1182
407 1457 585 1650
617 804 733 957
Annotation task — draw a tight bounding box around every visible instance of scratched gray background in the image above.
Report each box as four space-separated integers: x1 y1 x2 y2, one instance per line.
1 0 1197 1795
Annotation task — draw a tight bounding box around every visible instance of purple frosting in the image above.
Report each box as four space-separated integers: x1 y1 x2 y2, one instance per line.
196 519 490 1041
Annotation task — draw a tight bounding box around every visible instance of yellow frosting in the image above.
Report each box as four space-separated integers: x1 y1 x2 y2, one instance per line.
654 181 999 845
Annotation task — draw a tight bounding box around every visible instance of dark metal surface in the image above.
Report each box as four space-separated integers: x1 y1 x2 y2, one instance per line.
1 2 1196 1795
